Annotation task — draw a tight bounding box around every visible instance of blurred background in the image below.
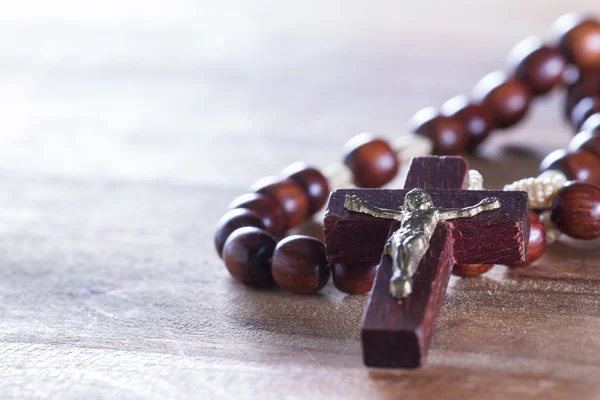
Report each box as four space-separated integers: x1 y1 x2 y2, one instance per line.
1 0 598 189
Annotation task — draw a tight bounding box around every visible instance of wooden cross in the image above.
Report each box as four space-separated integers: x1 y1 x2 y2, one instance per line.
323 156 529 368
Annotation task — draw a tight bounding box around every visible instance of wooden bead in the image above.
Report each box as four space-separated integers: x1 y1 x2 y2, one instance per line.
540 149 600 187
555 13 600 69
332 263 377 294
214 209 266 257
222 227 276 288
508 37 566 95
410 107 468 155
282 162 330 215
582 113 600 133
252 177 310 230
571 96 600 131
442 96 496 150
342 133 399 188
551 182 600 239
228 193 286 237
518 212 546 265
452 264 494 277
570 130 600 159
472 71 532 129
564 69 600 119
271 235 330 294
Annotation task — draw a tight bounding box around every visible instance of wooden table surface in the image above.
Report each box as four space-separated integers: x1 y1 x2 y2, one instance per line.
2 1 600 399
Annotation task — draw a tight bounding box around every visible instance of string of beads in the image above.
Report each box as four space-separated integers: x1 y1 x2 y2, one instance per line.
215 12 600 294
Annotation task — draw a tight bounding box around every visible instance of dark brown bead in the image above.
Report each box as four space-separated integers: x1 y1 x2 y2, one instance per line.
271 235 330 294
564 69 600 119
555 13 600 69
282 162 330 215
551 182 600 239
570 130 600 159
252 177 310 230
442 96 496 150
571 96 600 131
472 72 532 129
228 193 286 237
342 133 399 188
452 264 494 277
582 113 600 133
410 107 468 155
214 209 266 257
517 212 546 265
540 149 600 187
508 37 566 95
332 262 377 294
222 227 276 288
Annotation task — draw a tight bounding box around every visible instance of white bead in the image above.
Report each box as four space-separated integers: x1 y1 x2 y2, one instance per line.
540 211 561 245
468 169 484 190
503 171 567 210
393 134 433 165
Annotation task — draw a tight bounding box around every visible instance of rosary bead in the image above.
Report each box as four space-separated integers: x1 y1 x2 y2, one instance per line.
442 96 496 150
508 37 566 95
222 227 276 288
521 212 546 265
555 13 600 69
214 209 266 257
564 69 600 119
452 264 493 277
252 177 310 230
570 96 600 131
282 163 330 215
228 193 286 237
271 235 330 294
342 133 399 188
540 149 600 187
410 107 469 155
582 113 600 133
472 72 532 129
332 263 377 294
551 182 600 239
570 130 600 159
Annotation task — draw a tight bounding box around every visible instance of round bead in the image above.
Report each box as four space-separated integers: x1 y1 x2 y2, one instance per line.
571 96 600 131
282 163 330 215
342 133 399 188
472 71 532 129
508 37 566 95
564 69 600 119
442 96 496 150
551 182 600 239
252 177 310 230
409 107 468 155
214 209 266 257
452 264 494 277
228 193 286 237
521 212 546 265
332 263 377 294
271 235 330 294
570 130 600 159
582 113 600 133
540 149 600 187
554 13 600 69
222 227 276 288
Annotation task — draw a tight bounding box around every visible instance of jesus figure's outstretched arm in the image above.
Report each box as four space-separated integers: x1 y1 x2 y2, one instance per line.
344 195 405 221
438 197 501 220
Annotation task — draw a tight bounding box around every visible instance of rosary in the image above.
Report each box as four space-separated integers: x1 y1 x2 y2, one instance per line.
214 12 600 368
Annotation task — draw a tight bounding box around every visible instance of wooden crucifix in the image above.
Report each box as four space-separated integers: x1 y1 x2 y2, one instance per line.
323 156 529 368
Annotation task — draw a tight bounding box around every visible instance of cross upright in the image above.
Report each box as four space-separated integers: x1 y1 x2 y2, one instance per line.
323 156 530 368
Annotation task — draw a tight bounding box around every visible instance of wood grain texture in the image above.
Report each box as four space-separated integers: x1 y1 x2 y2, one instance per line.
2 1 600 399
325 189 529 266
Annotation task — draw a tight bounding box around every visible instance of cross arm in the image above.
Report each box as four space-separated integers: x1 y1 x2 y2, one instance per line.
324 189 529 266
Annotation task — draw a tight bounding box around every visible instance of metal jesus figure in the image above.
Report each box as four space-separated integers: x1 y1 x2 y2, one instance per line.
344 188 501 299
